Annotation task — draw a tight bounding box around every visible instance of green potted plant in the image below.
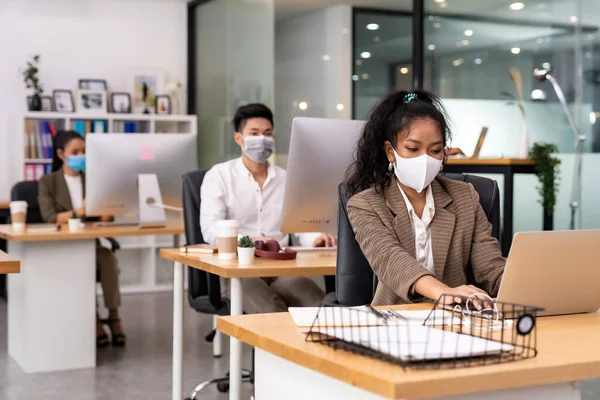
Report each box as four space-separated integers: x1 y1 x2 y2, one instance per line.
529 142 560 230
68 210 82 232
22 54 43 111
237 235 256 265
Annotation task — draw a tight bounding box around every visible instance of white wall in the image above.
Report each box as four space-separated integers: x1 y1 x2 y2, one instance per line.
274 5 352 166
0 0 187 198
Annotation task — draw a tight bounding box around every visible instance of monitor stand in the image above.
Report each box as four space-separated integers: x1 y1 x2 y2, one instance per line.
138 174 167 228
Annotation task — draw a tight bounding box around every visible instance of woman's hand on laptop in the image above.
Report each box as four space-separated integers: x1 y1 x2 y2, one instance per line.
312 233 337 248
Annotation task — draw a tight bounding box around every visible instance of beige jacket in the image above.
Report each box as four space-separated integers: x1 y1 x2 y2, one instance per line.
347 176 505 306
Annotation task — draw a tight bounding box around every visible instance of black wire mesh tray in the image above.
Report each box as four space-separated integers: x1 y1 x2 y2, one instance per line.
305 294 542 370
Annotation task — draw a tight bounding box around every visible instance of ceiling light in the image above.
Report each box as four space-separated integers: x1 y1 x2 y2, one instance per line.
590 111 597 125
352 75 359 81
511 47 521 54
427 44 436 51
462 39 470 46
373 36 381 42
464 30 473 36
366 23 379 31
452 58 464 67
298 101 308 111
510 2 524 10
400 67 409 74
336 103 344 111
361 73 369 79
360 51 371 59
322 55 331 61
569 16 578 22
435 0 445 3
542 62 551 69
531 89 547 101
433 22 441 29
356 59 362 65
439 2 448 8
474 58 482 65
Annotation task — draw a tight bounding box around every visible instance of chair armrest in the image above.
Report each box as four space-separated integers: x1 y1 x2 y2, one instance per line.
105 237 120 252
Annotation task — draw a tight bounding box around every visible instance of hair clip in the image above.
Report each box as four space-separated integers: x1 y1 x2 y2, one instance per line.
403 93 417 104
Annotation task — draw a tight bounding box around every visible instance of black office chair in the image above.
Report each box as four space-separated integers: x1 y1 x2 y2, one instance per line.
181 169 252 399
328 173 501 306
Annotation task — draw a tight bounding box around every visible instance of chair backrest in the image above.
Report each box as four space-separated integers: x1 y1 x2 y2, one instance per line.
10 181 44 224
182 169 229 315
334 173 501 306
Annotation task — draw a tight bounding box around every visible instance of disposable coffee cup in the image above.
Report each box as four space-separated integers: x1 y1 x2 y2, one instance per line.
216 220 240 260
10 201 27 233
68 218 82 232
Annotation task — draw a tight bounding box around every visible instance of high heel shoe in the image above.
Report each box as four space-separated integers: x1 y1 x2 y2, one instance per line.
101 318 126 347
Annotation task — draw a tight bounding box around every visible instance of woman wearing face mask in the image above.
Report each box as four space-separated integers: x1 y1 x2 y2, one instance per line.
38 130 126 347
345 90 505 306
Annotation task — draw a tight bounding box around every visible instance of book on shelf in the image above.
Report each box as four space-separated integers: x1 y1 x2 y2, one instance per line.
24 163 51 181
71 119 107 135
24 120 55 160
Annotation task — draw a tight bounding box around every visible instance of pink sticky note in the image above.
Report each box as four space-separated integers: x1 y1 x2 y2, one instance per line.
140 146 154 161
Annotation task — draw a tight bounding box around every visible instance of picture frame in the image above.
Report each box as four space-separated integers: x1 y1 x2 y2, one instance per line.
78 79 108 91
52 90 75 113
155 95 171 115
76 90 107 114
27 95 53 112
110 92 132 113
130 70 165 114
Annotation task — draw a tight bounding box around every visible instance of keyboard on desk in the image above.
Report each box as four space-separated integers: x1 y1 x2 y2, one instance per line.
93 222 140 228
286 246 336 252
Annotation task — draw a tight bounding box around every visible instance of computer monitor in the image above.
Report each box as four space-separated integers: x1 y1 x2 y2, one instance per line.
86 133 197 226
280 117 365 235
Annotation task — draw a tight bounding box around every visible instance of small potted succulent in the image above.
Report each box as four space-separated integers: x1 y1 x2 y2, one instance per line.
237 235 255 265
68 210 82 232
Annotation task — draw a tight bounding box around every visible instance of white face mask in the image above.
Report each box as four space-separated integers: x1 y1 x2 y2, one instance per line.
392 149 443 193
243 135 274 164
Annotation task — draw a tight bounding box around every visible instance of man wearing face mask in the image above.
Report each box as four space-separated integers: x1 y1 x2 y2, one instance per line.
200 103 335 314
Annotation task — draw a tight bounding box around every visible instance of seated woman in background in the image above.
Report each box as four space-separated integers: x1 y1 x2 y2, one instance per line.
38 130 126 347
345 90 505 306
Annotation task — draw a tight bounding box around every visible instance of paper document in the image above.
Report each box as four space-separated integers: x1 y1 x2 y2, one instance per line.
289 307 459 332
310 325 514 361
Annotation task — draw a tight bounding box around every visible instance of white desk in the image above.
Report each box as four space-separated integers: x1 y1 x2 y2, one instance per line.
0 221 183 373
160 249 336 400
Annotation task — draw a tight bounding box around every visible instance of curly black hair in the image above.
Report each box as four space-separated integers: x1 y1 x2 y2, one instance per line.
345 89 451 196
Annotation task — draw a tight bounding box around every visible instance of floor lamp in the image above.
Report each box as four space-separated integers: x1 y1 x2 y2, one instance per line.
533 65 585 230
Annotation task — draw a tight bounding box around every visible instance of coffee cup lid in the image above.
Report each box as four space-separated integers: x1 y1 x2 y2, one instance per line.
10 201 27 207
217 220 240 228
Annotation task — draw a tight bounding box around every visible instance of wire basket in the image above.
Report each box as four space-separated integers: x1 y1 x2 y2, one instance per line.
305 295 542 370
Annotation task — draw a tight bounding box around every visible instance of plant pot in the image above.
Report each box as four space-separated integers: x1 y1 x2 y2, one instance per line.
237 247 255 265
30 93 42 111
68 218 82 232
543 210 554 231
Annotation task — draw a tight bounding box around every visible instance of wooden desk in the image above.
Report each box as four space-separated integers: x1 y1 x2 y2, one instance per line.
160 249 336 400
3 221 184 373
444 158 539 256
218 306 600 400
0 250 20 274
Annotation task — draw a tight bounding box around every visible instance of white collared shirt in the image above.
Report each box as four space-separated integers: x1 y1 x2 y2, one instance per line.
397 184 435 273
64 173 83 210
200 158 317 248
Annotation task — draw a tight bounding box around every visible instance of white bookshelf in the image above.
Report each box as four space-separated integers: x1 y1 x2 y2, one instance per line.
21 111 197 294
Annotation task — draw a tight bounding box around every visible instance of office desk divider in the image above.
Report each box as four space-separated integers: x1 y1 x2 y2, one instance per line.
306 295 541 370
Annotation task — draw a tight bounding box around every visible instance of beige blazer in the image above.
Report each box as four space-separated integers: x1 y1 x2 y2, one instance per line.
347 176 505 306
38 171 86 223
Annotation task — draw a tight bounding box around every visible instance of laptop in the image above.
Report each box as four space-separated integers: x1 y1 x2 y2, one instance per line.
497 230 600 317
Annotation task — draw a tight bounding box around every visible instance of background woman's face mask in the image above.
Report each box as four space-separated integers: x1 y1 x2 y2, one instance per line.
243 135 274 164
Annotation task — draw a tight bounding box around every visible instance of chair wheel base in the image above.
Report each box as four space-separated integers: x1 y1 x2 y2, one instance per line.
216 382 230 393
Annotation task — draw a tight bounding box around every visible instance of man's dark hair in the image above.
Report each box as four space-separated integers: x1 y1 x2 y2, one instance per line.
232 103 273 132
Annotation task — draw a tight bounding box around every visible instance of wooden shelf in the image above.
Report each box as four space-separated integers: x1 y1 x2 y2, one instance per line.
24 111 196 123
